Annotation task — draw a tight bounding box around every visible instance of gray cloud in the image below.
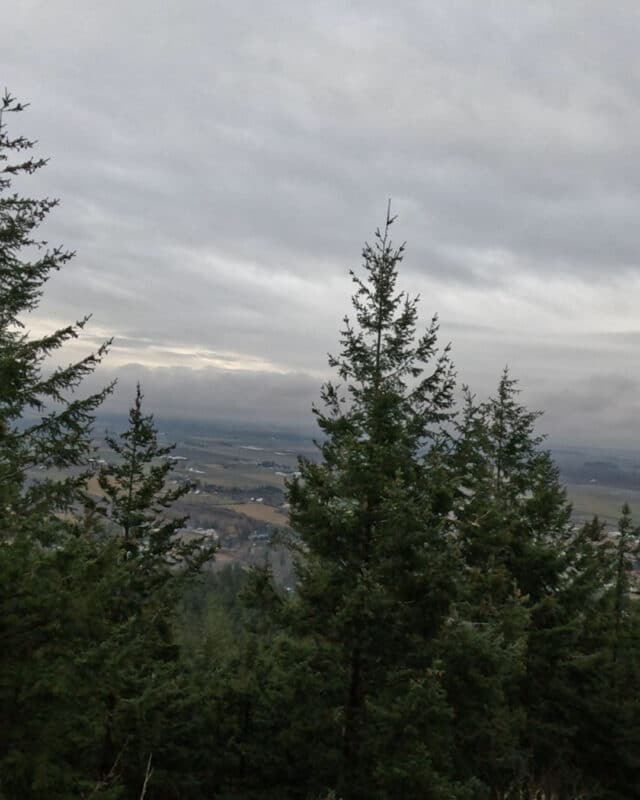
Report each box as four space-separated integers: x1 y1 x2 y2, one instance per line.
534 374 640 450
6 1 640 445
91 363 320 436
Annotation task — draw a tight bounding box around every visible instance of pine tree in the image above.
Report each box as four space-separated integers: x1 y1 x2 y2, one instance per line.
565 510 640 799
451 370 573 604
88 385 215 792
449 370 625 798
0 91 119 798
595 505 640 798
454 372 577 797
440 381 532 796
287 208 459 799
96 383 197 563
611 503 639 677
0 91 111 530
0 531 126 799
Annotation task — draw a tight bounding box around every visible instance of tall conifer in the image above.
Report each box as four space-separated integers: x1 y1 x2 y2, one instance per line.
0 91 115 798
96 383 194 562
449 370 618 798
287 208 459 799
0 92 111 529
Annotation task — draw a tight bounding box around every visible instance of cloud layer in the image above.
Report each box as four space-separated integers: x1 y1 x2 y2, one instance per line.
6 2 640 446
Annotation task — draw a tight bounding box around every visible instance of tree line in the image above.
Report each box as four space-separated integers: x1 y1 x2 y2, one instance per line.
1 92 639 799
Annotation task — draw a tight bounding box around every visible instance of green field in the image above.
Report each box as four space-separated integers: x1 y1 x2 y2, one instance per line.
32 423 640 536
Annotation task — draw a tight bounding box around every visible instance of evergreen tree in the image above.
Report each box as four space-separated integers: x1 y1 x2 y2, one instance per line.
0 530 127 799
0 91 117 798
287 208 460 799
610 503 639 678
0 91 111 529
592 505 640 799
94 382 215 638
439 382 531 797
451 370 572 606
90 385 216 794
96 383 195 562
549 510 640 800
449 371 628 798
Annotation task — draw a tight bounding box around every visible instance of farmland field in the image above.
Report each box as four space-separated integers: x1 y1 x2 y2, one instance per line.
29 422 640 551
565 483 640 527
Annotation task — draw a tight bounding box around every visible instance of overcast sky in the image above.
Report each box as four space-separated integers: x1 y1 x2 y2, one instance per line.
5 1 640 446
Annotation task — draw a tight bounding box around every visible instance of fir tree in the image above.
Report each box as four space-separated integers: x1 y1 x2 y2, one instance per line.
91 385 216 793
449 370 626 798
287 207 459 799
451 369 573 604
611 503 639 677
0 91 111 529
0 91 117 798
96 383 195 562
565 511 640 799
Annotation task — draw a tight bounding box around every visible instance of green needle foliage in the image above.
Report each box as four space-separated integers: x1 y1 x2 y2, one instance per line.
287 207 461 799
96 383 194 560
447 370 640 798
611 503 639 676
0 91 112 528
0 92 117 798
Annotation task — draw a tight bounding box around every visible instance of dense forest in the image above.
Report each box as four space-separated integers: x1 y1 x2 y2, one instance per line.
2 93 640 800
